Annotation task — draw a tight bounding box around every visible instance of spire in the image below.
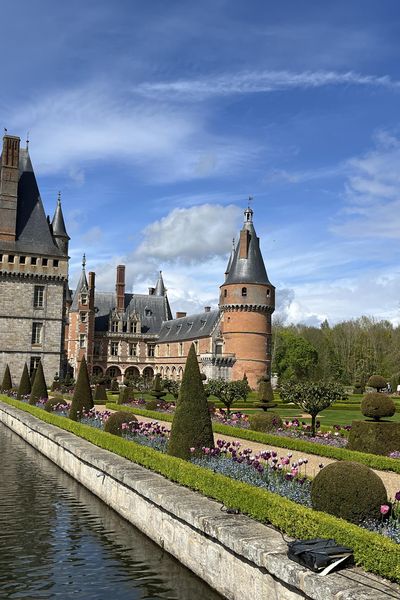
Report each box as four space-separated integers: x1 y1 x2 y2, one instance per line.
51 192 70 256
154 270 166 296
225 237 236 279
224 206 270 285
70 254 89 311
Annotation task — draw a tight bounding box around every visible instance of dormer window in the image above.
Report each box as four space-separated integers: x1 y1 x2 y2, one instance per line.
130 321 137 334
145 308 152 317
111 321 118 332
241 287 247 297
81 293 88 305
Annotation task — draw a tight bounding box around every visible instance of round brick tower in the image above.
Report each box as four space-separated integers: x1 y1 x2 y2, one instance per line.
219 207 275 389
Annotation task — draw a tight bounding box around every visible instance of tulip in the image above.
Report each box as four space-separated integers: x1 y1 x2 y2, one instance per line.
380 505 390 515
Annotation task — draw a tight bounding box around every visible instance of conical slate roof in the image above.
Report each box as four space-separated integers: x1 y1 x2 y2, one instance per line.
154 271 166 296
70 256 89 311
225 208 270 285
52 194 70 240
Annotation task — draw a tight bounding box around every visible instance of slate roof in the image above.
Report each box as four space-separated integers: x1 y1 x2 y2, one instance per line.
225 216 271 286
51 196 69 240
0 148 63 256
158 309 221 343
70 268 89 311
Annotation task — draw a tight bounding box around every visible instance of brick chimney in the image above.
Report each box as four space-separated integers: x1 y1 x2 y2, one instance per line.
239 229 250 259
88 271 95 307
0 134 20 241
176 311 187 319
116 265 125 311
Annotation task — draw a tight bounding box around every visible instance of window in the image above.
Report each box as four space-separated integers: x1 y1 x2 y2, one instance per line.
81 293 88 305
215 342 223 355
31 257 37 265
179 342 183 356
241 287 247 297
224 289 227 297
80 312 87 323
108 367 119 379
145 308 152 317
79 334 86 348
29 356 40 376
129 343 137 357
53 259 59 268
19 256 26 264
166 343 170 357
94 342 101 356
129 321 137 333
0 254 3 262
266 288 271 297
8 255 15 263
32 322 43 345
33 286 45 308
42 258 48 266
147 344 155 357
111 321 118 332
110 342 119 356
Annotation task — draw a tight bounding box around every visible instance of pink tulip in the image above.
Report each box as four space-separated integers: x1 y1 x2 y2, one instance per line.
380 505 390 515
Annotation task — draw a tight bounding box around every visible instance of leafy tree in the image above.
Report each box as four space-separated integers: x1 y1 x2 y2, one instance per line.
205 378 250 414
273 331 318 381
168 343 214 459
367 375 387 392
1 364 12 392
280 380 346 436
17 363 31 398
150 374 167 402
29 361 48 405
69 356 93 420
162 379 180 400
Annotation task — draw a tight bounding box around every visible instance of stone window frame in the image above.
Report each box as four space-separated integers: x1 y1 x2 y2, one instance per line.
33 285 45 309
129 343 137 357
32 322 43 345
147 344 155 357
110 341 119 356
79 334 86 349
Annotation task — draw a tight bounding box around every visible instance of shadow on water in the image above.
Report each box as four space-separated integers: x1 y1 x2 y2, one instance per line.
0 422 223 600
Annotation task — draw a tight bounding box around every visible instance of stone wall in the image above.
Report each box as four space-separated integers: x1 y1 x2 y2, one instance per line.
0 401 397 600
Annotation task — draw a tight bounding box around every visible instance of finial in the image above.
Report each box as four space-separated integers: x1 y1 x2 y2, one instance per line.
26 131 30 149
4 128 7 134
232 237 235 250
57 190 61 204
82 254 86 270
248 195 253 208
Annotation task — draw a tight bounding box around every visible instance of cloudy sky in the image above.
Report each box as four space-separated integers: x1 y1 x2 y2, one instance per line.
3 0 400 325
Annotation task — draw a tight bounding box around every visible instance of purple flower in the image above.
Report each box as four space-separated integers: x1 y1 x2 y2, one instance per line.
395 491 400 502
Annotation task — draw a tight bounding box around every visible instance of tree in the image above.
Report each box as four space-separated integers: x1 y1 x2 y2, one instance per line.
150 374 167 402
257 376 276 411
17 363 31 398
367 375 387 392
280 381 346 436
168 343 214 459
69 356 93 421
205 378 250 414
29 361 48 405
273 331 318 381
1 364 12 392
162 379 180 400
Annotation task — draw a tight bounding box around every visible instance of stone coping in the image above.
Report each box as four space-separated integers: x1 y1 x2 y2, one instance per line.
0 401 399 600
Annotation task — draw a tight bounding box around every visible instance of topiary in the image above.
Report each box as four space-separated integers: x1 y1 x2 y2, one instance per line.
168 343 214 459
311 461 388 524
104 411 137 436
249 412 283 432
150 374 167 402
29 361 48 405
44 396 68 412
111 378 119 392
69 356 93 421
361 393 396 421
256 376 276 411
94 384 108 402
17 363 31 398
348 420 400 455
145 399 159 411
117 386 133 405
1 364 12 392
367 375 387 392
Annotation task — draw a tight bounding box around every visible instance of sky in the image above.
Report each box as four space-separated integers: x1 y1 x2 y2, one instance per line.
2 0 400 326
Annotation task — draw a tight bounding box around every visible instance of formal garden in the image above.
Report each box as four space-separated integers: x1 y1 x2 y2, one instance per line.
0 348 400 582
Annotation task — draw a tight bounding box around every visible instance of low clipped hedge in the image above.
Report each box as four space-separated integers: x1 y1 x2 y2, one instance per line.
0 395 399 582
107 404 400 474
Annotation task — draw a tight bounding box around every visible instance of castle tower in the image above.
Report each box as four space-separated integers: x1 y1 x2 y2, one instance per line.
51 192 70 256
219 206 275 388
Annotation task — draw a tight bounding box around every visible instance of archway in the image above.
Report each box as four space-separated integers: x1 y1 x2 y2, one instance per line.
142 366 154 380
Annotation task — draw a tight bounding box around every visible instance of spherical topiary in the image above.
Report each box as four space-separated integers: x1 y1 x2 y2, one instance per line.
44 396 68 412
104 411 138 436
249 412 283 432
361 393 395 421
311 461 387 523
367 375 387 392
145 399 159 411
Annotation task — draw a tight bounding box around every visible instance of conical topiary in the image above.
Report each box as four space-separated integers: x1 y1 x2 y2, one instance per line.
256 376 276 411
69 356 93 421
94 383 108 402
168 343 214 460
1 364 12 392
150 374 167 403
17 363 31 398
29 361 48 405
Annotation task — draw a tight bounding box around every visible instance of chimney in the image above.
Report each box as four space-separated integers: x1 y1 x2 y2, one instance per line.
148 287 155 295
88 271 95 307
239 229 250 259
204 306 211 312
0 134 20 241
176 311 187 319
116 265 125 311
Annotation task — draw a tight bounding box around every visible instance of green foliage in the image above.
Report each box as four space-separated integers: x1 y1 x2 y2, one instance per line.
104 411 137 436
29 361 48 405
69 356 93 420
205 378 250 414
44 396 67 412
348 420 400 456
106 403 400 474
145 399 160 411
17 364 31 398
280 381 346 435
150 374 167 402
162 379 180 399
110 378 119 392
1 364 12 392
168 343 214 459
94 384 108 402
361 393 396 421
273 331 318 381
2 395 400 582
367 375 387 392
311 461 388 524
257 377 276 411
249 412 283 432
117 386 133 405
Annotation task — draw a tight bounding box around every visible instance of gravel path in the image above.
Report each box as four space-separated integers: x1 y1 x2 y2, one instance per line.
96 405 400 498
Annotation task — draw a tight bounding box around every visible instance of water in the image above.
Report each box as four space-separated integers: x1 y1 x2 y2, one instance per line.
0 422 223 600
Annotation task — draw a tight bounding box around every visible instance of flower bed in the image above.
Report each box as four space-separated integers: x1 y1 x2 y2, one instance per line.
1 394 399 582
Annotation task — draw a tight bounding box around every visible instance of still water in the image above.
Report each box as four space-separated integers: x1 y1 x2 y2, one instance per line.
0 422 223 600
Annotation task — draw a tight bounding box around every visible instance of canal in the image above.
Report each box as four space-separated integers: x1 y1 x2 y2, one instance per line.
0 422 223 600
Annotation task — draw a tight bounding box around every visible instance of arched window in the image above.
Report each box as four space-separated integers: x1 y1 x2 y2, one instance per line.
224 289 227 297
266 288 271 297
241 287 247 297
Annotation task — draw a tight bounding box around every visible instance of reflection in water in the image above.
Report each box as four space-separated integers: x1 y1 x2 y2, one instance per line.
0 422 223 600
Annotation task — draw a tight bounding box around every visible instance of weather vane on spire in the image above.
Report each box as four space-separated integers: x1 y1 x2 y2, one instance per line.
57 191 61 203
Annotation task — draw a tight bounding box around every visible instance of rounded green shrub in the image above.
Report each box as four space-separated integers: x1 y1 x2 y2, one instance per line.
104 411 137 436
44 396 68 412
117 386 133 405
361 393 395 421
367 375 387 392
348 420 400 455
94 384 108 402
145 399 159 411
249 412 283 432
311 461 388 523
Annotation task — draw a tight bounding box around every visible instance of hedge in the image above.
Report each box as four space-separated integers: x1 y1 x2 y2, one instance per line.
0 395 399 582
106 403 400 475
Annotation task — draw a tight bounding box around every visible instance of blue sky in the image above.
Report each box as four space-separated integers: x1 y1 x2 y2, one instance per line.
3 0 400 324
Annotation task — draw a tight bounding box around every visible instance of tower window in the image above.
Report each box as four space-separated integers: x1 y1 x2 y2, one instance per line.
33 286 45 308
53 260 59 268
19 256 26 264
241 287 247 297
80 312 87 323
31 257 37 265
266 289 271 297
8 255 15 263
79 334 86 348
81 293 88 305
32 322 43 345
42 258 48 266
224 289 227 297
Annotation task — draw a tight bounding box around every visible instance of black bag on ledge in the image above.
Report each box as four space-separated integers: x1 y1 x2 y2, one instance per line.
287 538 354 575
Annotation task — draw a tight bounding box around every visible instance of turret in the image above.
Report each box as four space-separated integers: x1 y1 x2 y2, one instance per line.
219 205 275 388
51 192 70 256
